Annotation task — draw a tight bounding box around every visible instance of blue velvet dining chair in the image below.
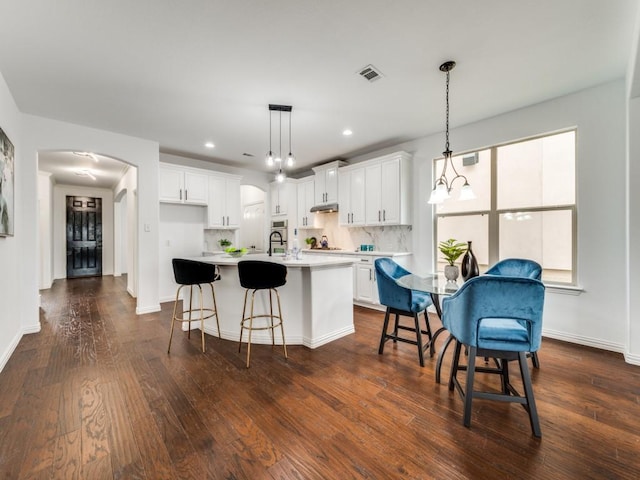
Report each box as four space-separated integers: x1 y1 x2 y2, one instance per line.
375 258 434 367
486 258 543 368
441 275 545 437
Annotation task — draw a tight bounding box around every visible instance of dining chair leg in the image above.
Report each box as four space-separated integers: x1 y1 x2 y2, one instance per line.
530 351 540 369
392 313 399 343
463 346 477 428
518 351 542 437
414 313 425 367
423 311 433 356
449 339 462 392
378 308 392 355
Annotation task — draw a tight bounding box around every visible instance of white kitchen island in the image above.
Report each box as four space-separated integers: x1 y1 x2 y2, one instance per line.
186 253 357 348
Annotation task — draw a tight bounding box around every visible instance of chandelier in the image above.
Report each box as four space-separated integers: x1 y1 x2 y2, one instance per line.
266 104 295 182
428 61 475 204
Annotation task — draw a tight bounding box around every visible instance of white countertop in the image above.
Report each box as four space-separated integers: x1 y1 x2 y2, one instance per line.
195 253 358 268
303 249 411 257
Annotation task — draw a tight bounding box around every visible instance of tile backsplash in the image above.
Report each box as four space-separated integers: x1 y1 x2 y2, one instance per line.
303 212 412 252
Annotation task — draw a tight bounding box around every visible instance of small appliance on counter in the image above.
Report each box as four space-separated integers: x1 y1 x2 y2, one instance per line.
320 235 329 248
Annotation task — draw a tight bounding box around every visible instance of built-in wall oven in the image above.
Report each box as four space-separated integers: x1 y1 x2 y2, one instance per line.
270 219 288 254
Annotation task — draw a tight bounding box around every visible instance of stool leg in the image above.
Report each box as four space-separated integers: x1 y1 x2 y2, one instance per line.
246 290 256 368
268 289 275 346
274 288 287 360
168 285 183 354
239 289 249 352
187 285 194 339
209 282 221 338
197 284 205 353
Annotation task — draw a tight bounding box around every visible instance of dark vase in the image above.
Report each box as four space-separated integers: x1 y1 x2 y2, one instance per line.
461 241 479 281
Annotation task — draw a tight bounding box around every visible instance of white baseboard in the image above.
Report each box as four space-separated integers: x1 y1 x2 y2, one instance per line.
623 352 640 365
0 331 22 373
541 328 625 353
135 304 161 315
303 325 356 349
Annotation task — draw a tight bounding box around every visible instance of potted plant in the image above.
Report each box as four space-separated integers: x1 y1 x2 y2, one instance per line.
439 238 467 281
219 238 232 250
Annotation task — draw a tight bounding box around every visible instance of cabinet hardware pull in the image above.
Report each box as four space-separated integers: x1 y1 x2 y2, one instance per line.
369 270 372 281
383 210 385 221
227 216 229 225
180 189 182 200
378 210 381 221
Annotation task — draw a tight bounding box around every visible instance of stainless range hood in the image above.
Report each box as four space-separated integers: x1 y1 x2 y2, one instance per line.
310 203 339 213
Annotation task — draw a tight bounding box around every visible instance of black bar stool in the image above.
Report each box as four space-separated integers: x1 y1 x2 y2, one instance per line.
237 260 287 368
168 258 221 353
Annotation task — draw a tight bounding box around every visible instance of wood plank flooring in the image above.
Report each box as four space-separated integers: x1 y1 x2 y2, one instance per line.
1 275 639 479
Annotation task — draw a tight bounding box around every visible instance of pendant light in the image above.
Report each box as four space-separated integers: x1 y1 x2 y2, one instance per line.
428 61 475 204
266 104 293 182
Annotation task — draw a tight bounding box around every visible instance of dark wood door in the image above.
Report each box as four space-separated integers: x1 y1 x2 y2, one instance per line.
66 196 102 278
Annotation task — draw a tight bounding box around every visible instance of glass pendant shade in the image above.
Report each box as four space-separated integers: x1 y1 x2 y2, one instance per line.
275 170 286 183
458 182 476 201
287 153 294 167
266 151 274 167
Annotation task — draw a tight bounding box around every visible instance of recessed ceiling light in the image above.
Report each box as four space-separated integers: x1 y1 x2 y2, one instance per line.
73 151 99 162
204 142 215 148
343 129 353 136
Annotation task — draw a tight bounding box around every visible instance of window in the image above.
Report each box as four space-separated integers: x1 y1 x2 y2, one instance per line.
434 130 576 284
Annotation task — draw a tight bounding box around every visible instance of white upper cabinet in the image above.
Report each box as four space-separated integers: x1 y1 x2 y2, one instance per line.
159 164 208 205
207 173 241 229
338 166 366 226
364 152 412 226
313 161 346 205
271 180 295 216
296 177 316 228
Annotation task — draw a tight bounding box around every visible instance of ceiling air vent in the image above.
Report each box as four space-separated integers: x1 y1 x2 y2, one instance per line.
358 64 383 83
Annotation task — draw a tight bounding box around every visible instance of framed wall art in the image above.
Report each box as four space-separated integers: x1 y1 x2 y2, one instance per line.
0 126 14 236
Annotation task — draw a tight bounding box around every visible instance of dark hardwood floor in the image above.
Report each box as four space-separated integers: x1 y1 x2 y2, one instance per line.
1 276 639 479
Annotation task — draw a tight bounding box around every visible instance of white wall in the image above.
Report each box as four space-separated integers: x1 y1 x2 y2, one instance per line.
159 204 207 302
348 80 631 356
22 114 160 321
52 185 114 279
38 172 53 289
627 96 640 363
0 72 26 372
113 167 137 296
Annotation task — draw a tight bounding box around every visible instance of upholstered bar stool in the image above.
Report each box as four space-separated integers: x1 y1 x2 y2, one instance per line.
237 260 288 368
168 258 221 354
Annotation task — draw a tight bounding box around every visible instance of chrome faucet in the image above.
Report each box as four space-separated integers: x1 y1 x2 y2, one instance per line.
268 230 283 256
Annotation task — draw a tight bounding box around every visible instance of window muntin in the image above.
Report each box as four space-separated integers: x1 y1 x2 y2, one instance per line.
433 130 576 285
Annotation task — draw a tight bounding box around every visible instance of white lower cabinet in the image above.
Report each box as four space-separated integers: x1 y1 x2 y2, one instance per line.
354 257 378 304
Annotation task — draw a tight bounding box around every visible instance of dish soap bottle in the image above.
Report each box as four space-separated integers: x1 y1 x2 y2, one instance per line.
292 228 301 260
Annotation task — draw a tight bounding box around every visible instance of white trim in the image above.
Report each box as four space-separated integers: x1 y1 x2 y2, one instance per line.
135 304 161 315
22 324 42 334
303 325 355 349
546 284 584 295
623 352 640 365
542 328 625 353
0 331 22 373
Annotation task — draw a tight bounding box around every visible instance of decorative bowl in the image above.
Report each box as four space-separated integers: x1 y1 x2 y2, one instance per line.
225 247 247 258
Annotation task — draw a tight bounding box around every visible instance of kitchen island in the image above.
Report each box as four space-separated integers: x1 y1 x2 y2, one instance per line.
186 253 357 348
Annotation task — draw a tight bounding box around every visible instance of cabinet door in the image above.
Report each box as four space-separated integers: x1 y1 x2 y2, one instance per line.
365 163 382 225
350 167 366 225
338 170 351 225
207 175 226 227
159 165 184 203
380 158 400 224
225 177 241 227
355 263 375 302
314 172 326 205
297 180 315 228
297 182 307 228
184 171 208 204
324 166 339 203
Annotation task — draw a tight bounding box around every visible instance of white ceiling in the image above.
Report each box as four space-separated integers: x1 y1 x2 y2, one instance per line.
1 0 638 187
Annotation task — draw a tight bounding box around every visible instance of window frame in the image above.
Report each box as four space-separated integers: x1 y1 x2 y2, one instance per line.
433 128 578 286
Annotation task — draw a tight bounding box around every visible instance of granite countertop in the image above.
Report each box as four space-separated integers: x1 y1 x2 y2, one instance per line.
302 249 411 257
